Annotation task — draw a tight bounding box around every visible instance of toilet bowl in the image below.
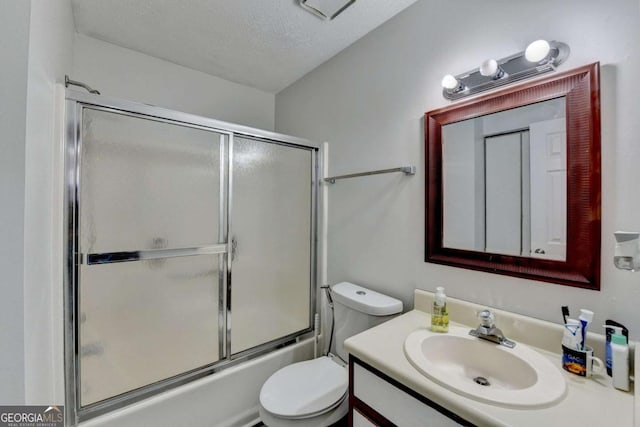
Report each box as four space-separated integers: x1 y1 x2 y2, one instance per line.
258 356 348 427
258 282 402 426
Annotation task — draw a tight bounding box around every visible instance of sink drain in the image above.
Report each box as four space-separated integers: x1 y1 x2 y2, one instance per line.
474 376 491 386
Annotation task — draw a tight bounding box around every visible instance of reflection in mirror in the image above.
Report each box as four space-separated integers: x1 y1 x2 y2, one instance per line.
442 98 567 261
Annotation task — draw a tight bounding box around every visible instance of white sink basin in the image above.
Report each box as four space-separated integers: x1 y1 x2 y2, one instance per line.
404 326 566 408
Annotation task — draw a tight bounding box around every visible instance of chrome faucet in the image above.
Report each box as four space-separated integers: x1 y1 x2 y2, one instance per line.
469 309 516 348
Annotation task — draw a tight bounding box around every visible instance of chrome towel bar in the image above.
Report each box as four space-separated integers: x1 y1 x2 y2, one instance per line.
324 166 415 184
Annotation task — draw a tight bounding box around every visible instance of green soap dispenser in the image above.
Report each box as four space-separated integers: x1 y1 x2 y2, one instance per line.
431 287 449 333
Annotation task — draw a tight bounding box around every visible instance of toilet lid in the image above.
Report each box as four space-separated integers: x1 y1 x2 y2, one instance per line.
260 356 348 418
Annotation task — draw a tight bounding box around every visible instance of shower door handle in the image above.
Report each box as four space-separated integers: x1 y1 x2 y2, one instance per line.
231 237 238 261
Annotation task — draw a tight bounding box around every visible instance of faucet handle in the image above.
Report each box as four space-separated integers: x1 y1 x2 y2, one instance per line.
477 309 495 327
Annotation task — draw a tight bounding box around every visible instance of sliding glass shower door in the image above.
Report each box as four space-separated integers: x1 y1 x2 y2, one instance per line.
65 93 318 423
77 108 228 406
230 137 313 354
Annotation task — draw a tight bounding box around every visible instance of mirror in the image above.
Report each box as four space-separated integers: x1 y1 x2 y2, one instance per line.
425 63 601 289
442 97 567 261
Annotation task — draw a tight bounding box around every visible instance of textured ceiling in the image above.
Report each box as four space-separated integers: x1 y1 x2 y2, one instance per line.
71 0 418 93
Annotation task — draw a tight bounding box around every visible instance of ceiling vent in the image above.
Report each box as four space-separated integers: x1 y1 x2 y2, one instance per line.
299 0 356 20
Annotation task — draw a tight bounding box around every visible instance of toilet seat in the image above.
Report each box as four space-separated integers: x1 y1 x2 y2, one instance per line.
259 356 348 420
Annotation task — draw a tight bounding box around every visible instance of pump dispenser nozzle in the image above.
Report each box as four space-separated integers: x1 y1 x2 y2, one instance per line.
603 325 627 345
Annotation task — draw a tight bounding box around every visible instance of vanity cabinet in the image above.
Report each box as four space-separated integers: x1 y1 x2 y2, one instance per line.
349 357 474 427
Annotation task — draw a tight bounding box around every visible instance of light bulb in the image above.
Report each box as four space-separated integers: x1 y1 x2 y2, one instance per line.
441 74 459 90
480 59 499 77
525 39 551 63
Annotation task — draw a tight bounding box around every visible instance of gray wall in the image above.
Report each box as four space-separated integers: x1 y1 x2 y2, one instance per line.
276 0 640 337
73 34 276 131
23 0 74 404
0 0 31 405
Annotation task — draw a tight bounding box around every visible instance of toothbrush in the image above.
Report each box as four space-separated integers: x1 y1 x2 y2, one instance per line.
561 306 570 324
578 309 594 351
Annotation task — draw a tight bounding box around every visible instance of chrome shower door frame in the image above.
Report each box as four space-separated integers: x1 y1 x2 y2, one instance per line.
63 91 320 425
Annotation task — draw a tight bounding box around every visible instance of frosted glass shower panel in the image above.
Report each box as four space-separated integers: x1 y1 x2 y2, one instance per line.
65 93 319 421
80 108 225 254
230 137 312 354
77 108 226 406
79 255 220 406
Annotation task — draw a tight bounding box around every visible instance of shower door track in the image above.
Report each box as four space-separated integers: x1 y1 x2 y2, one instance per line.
63 90 320 425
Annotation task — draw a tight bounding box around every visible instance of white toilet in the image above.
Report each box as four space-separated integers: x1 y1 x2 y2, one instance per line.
258 282 403 427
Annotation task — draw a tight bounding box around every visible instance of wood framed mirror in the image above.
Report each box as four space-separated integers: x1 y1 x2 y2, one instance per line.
425 63 601 289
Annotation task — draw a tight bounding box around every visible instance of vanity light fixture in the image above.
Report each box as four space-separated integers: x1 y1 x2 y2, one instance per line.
525 39 552 62
441 74 465 92
441 39 570 100
479 59 505 80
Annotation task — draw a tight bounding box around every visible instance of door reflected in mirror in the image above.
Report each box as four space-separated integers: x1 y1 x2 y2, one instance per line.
442 98 567 261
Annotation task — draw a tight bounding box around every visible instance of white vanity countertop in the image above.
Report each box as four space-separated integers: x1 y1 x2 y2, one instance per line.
344 290 635 427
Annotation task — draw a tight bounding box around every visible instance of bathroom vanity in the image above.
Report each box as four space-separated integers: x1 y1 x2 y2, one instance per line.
345 289 636 426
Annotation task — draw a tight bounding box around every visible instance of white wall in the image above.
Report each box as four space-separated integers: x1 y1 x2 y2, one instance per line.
73 34 276 131
0 0 31 405
276 0 640 338
23 0 74 405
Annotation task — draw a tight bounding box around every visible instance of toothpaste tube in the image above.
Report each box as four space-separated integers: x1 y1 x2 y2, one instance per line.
562 319 582 350
578 309 594 351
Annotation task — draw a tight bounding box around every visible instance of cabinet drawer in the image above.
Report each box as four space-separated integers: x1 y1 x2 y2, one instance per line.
353 409 379 427
352 361 462 427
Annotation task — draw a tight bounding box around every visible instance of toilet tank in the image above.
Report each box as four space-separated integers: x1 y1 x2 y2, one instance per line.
330 282 403 362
